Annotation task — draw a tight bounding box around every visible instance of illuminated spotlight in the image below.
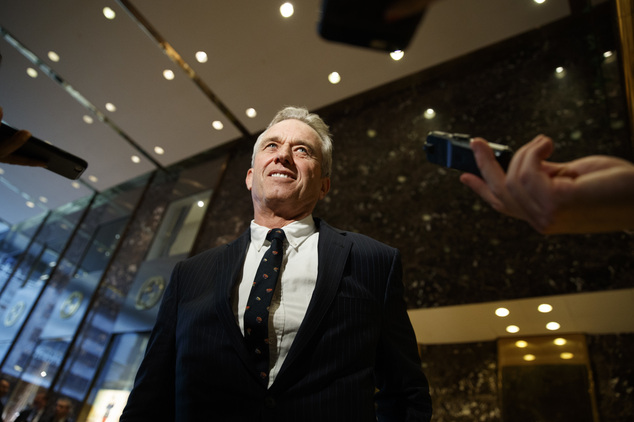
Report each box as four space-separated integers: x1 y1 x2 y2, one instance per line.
39 196 48 203
328 71 341 84
48 261 56 267
212 120 224 130
83 115 94 124
424 108 436 119
533 0 546 4
515 340 528 348
26 201 35 208
40 371 47 377
554 337 567 346
603 50 613 58
495 307 509 317
48 51 60 62
523 354 536 362
280 2 294 18
197 200 205 208
163 69 175 80
72 181 81 189
506 325 520 334
538 303 552 313
560 352 574 360
88 175 99 183
154 146 165 155
246 108 257 118
195 51 208 63
14 365 23 372
131 155 141 163
546 321 561 331
26 67 38 78
390 50 404 61
103 7 116 19
105 102 117 112
555 66 566 79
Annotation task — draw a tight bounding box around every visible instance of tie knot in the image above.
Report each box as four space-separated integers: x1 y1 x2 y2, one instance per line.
266 228 286 243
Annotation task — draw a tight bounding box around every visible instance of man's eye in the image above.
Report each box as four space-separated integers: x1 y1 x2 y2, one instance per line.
265 143 277 149
296 146 308 153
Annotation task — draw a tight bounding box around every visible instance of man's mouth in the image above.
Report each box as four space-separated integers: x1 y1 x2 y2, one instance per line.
270 172 294 179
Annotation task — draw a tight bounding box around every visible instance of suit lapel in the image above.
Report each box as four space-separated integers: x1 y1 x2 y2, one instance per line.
274 219 352 382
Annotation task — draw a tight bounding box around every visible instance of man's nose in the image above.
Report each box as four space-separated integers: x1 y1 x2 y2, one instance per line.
274 144 292 164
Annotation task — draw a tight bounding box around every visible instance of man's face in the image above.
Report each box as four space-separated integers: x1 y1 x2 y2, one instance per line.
33 393 47 409
55 400 71 417
246 119 330 220
0 380 9 397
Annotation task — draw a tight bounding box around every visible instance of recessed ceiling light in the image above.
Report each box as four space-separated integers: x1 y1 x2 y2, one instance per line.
131 155 141 163
26 201 35 208
71 181 81 189
560 352 574 360
546 322 561 331
555 66 566 79
103 7 116 19
280 2 294 18
538 303 552 313
83 115 94 124
390 50 404 61
506 325 520 333
197 200 205 208
88 175 98 183
48 51 60 62
424 108 436 119
26 68 38 78
328 72 341 84
163 69 175 80
534 0 546 4
495 307 509 317
603 50 613 58
0 167 4 174
212 120 224 130
554 338 567 346
105 102 117 112
154 146 165 155
195 51 208 63
246 108 257 118
515 340 528 348
40 371 47 378
523 354 536 361
39 196 48 203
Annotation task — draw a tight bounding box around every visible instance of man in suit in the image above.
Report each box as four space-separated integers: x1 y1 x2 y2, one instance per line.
14 392 47 422
42 398 73 422
120 106 432 421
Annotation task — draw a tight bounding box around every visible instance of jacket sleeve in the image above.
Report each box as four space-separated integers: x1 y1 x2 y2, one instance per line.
374 249 432 421
119 261 181 421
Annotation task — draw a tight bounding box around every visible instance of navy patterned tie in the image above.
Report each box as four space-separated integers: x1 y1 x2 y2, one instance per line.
244 228 285 385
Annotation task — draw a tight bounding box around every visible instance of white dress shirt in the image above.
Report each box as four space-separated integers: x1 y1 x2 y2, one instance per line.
234 215 319 387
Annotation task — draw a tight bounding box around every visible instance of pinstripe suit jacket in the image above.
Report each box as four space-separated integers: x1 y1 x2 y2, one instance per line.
120 218 431 421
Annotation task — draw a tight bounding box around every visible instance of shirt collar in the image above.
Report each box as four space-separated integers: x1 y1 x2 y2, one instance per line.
250 215 317 252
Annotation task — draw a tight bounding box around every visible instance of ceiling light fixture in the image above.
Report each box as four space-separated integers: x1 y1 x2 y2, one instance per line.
328 72 341 84
246 108 257 118
546 322 561 331
424 108 436 119
26 201 35 208
523 354 536 361
154 146 165 155
131 155 141 163
195 51 208 63
163 69 175 80
197 201 205 208
48 51 60 62
83 115 94 124
506 325 520 333
537 303 552 313
554 338 567 346
515 340 528 348
103 7 116 19
105 102 117 112
495 307 509 317
26 68 38 78
390 50 404 61
560 352 574 360
280 2 294 18
212 121 224 130
88 175 98 183
71 181 81 189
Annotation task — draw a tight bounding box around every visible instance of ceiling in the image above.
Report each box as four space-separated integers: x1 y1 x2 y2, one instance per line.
0 0 575 226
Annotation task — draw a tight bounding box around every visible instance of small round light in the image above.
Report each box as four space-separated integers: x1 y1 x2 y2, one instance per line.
195 51 208 63
538 303 552 313
83 115 94 124
554 338 567 346
603 51 613 58
546 322 561 331
246 108 257 118
390 50 404 61
280 2 294 18
534 0 546 4
515 340 528 348
103 7 116 19
506 325 520 333
26 68 38 78
88 175 98 183
523 354 536 361
26 201 35 208
424 108 436 119
328 72 341 84
131 155 141 163
197 200 205 208
72 181 81 189
39 196 48 203
40 371 47 377
212 120 224 130
154 146 165 155
48 51 60 62
163 69 175 80
105 102 117 112
560 352 574 360
495 307 510 317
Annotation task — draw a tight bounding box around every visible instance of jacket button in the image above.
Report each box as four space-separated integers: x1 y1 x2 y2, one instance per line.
264 396 276 408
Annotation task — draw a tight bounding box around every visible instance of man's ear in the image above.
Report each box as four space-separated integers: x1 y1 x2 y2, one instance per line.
319 177 331 200
245 168 253 191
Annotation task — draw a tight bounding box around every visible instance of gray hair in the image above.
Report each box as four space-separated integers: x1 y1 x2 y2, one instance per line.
251 106 333 177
